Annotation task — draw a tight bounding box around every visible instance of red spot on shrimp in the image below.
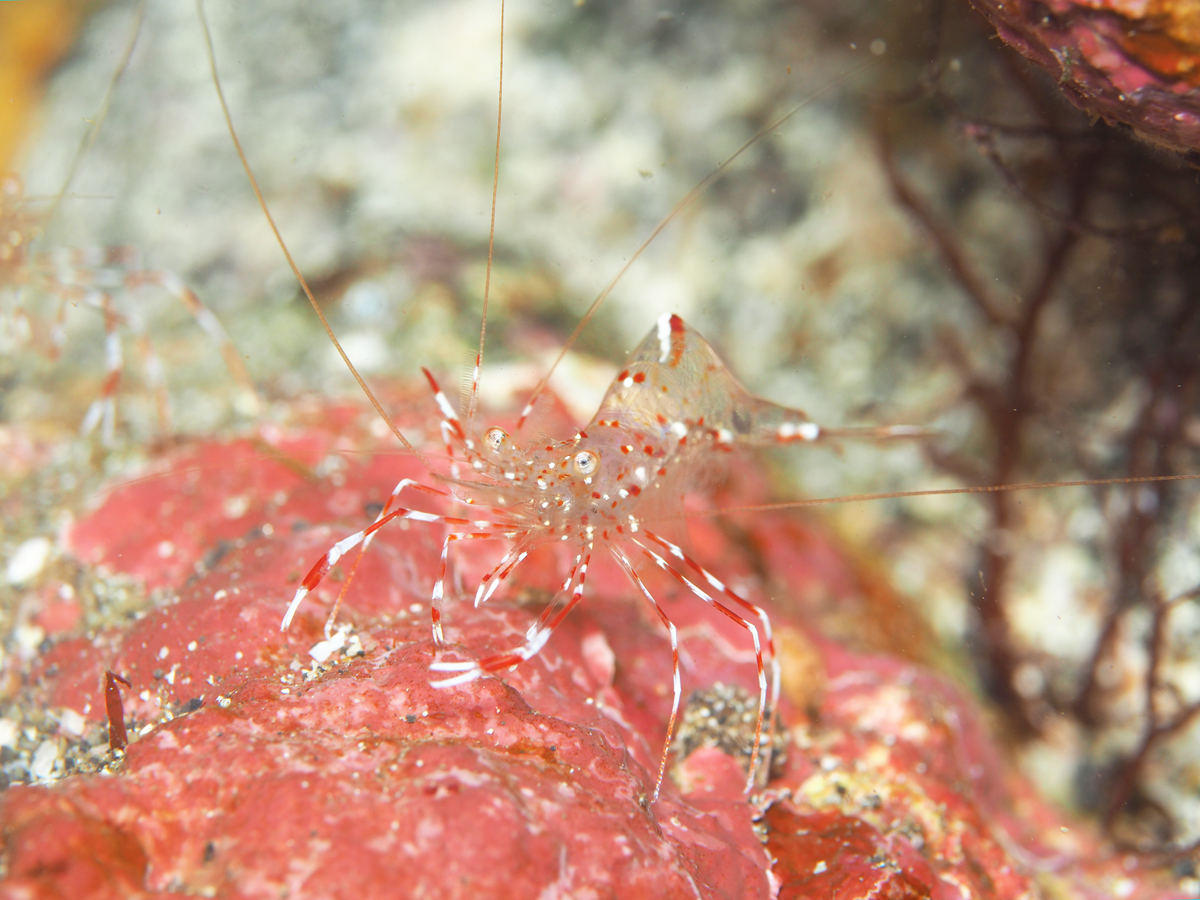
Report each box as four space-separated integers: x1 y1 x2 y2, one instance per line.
667 314 686 367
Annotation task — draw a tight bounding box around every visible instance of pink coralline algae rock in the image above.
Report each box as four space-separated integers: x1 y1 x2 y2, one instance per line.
966 0 1200 152
0 402 1190 898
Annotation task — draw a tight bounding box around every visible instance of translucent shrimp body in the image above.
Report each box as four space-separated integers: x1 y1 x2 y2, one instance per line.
286 312 918 798
471 313 826 537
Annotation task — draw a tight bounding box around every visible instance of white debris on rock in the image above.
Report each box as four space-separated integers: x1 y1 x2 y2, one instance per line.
58 708 87 738
0 717 18 749
30 739 60 782
6 536 52 585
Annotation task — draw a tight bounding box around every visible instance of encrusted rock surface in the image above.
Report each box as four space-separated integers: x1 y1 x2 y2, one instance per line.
966 0 1200 151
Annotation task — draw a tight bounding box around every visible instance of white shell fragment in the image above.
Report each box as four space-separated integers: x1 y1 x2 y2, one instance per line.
6 536 52 585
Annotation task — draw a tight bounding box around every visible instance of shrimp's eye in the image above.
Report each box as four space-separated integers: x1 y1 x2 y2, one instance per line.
485 427 508 452
572 450 600 476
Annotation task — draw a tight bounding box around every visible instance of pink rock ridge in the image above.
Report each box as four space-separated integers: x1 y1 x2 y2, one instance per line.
966 0 1200 152
0 411 1190 899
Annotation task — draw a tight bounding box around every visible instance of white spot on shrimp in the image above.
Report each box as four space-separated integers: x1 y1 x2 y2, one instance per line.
656 313 673 362
777 421 820 441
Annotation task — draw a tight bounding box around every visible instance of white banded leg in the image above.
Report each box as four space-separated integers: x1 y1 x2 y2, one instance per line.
472 540 537 609
439 420 463 479
79 291 121 443
126 268 259 412
430 531 512 647
421 366 475 479
283 505 467 631
431 545 592 687
315 479 446 637
611 545 680 802
632 535 771 794
640 528 780 782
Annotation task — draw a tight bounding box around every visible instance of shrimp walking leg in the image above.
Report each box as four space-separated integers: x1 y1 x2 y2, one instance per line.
430 531 517 646
632 535 773 794
641 529 781 748
430 549 593 687
611 545 681 802
282 505 492 631
323 479 450 637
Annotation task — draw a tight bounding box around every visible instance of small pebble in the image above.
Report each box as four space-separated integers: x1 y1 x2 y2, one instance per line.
58 708 86 737
6 536 51 585
31 740 59 781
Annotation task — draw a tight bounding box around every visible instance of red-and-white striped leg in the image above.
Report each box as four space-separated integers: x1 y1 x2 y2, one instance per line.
611 545 680 803
423 367 468 451
472 539 538 609
125 268 259 412
282 506 481 631
135 331 171 431
430 531 511 647
640 528 781 775
423 366 492 477
79 292 122 442
439 420 462 479
368 480 449 550
632 534 771 794
430 545 592 687
314 479 450 638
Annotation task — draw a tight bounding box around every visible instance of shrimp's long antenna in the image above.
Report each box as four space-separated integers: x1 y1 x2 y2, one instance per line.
516 57 877 428
675 472 1200 519
37 0 148 234
464 0 505 433
197 0 429 468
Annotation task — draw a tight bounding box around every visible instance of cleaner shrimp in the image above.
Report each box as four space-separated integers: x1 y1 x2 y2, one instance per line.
3 1 255 442
200 1 951 798
191 0 1200 816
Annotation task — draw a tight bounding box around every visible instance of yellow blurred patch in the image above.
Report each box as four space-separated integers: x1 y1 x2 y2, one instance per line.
0 0 83 172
